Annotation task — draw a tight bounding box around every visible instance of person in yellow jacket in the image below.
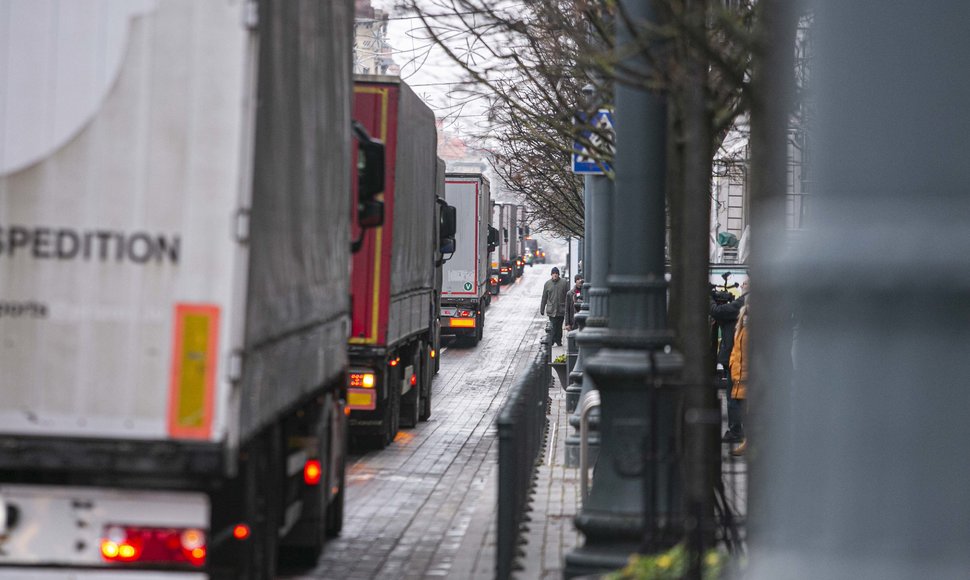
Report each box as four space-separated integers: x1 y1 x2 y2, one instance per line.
729 303 749 455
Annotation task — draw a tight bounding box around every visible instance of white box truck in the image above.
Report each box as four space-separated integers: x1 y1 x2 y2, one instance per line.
0 1 358 578
440 173 492 345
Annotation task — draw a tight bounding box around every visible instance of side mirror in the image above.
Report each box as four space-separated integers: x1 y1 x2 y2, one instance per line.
359 199 384 228
440 204 457 240
440 237 456 255
436 236 456 267
353 121 385 200
487 226 499 252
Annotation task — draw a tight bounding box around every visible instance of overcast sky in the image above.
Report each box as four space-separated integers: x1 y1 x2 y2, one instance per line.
369 0 497 135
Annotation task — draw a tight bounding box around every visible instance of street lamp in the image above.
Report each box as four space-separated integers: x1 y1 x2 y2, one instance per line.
564 0 683 576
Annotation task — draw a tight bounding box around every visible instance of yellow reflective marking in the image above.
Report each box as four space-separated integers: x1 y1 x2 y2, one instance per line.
176 313 210 428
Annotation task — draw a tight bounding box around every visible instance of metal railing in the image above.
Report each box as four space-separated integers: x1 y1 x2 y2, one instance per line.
578 390 601 506
496 344 549 580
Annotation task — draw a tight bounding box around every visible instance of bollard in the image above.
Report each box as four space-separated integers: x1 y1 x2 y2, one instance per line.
566 330 579 374
564 330 583 413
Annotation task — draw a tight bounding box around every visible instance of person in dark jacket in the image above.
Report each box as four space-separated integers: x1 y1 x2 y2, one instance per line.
540 267 570 346
710 279 748 442
565 274 583 331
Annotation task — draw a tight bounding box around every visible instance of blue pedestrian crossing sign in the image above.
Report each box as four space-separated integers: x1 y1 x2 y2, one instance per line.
572 109 615 174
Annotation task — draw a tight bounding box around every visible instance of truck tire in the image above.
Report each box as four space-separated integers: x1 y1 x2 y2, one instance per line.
383 365 401 446
400 351 421 429
433 334 441 375
280 396 338 565
468 311 483 346
477 306 485 342
326 398 347 537
419 344 433 421
325 460 345 537
242 426 282 580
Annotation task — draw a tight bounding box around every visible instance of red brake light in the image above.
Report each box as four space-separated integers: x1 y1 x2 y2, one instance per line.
304 459 322 485
410 374 417 386
389 358 399 367
232 524 251 540
101 525 206 567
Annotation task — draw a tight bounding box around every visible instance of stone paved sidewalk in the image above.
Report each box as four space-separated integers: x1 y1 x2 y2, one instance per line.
449 343 583 580
518 343 583 580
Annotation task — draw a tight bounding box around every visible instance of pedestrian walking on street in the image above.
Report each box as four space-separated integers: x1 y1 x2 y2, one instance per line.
711 279 748 443
729 300 750 456
540 267 570 346
565 274 583 331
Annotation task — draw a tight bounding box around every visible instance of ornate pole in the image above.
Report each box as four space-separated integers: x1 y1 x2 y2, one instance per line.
565 0 682 575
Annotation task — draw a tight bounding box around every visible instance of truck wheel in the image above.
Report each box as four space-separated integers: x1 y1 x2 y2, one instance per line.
469 312 482 346
325 458 345 537
279 415 323 565
419 345 432 421
400 352 420 429
242 427 282 580
433 345 440 375
326 398 347 537
383 366 401 446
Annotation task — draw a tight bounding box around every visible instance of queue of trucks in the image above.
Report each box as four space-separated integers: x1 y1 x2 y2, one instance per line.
0 2 533 578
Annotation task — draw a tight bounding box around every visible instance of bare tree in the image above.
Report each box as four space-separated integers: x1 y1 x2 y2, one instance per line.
397 1 760 239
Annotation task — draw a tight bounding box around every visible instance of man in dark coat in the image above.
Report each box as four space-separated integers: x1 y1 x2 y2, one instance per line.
710 279 748 442
540 267 570 346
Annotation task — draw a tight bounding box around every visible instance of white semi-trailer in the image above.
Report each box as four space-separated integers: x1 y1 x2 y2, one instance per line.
0 2 358 578
440 173 492 345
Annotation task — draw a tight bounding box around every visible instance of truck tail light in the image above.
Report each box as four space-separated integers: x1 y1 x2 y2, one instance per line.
304 459 322 486
232 524 251 540
389 357 400 367
431 349 436 358
349 372 375 388
459 310 472 317
100 525 206 567
410 374 417 386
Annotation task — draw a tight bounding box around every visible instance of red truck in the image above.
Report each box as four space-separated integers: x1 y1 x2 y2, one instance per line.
347 77 453 448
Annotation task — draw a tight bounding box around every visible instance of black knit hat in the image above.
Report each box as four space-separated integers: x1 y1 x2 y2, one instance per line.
551 267 560 275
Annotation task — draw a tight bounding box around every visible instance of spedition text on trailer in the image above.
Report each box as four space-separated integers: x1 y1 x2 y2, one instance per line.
0 225 180 264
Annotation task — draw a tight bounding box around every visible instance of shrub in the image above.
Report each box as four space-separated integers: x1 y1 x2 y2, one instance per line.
606 544 725 580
